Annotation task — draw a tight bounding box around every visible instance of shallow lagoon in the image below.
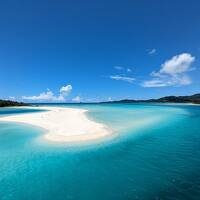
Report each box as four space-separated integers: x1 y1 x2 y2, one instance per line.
0 104 200 200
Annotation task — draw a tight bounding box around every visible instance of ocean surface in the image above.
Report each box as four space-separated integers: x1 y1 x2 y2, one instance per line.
0 103 200 200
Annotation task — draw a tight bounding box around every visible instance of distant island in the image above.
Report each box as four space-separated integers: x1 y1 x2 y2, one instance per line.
0 93 200 107
102 93 200 104
0 100 29 107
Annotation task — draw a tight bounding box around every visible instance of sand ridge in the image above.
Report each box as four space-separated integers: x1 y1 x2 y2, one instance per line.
0 106 112 142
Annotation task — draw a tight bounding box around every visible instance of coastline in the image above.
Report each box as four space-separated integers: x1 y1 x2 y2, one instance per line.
0 106 112 143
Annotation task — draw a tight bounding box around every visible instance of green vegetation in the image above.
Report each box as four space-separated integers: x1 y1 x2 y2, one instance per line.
0 100 29 107
103 93 200 104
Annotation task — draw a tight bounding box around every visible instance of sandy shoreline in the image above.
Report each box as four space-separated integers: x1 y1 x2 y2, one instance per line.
0 106 112 142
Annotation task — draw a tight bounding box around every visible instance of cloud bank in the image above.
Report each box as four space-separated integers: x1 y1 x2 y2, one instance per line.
72 96 81 102
22 84 72 102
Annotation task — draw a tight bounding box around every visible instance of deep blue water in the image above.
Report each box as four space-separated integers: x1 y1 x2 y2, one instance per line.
0 104 200 200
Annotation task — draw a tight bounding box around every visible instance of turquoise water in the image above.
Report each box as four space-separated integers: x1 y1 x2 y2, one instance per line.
0 104 200 200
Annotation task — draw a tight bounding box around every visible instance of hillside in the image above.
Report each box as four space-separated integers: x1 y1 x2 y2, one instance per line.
103 93 200 104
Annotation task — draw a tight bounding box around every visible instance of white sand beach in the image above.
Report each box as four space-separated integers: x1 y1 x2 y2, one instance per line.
0 106 112 142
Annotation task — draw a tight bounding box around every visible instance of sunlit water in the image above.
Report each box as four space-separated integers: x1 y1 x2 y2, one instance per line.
0 104 200 200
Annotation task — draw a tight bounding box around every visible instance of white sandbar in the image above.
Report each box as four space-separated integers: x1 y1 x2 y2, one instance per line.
0 106 112 142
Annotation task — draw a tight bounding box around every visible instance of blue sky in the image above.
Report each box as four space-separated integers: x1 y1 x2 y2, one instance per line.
0 0 200 102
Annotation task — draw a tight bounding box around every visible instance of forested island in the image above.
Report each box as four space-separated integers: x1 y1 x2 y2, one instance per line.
0 100 29 107
103 93 200 104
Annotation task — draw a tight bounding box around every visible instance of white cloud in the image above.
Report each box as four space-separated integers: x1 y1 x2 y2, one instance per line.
175 75 192 85
114 66 124 70
142 53 195 87
150 71 166 78
22 89 55 101
72 96 81 103
110 75 135 83
60 85 72 96
142 80 168 87
108 97 112 101
148 49 156 55
142 75 192 87
8 96 16 100
160 53 195 75
114 66 132 73
22 84 72 102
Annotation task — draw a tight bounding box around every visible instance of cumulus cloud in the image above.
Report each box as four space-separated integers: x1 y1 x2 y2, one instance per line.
72 96 81 103
142 53 195 87
60 85 72 96
22 89 54 101
110 75 135 83
22 84 72 102
160 53 195 75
